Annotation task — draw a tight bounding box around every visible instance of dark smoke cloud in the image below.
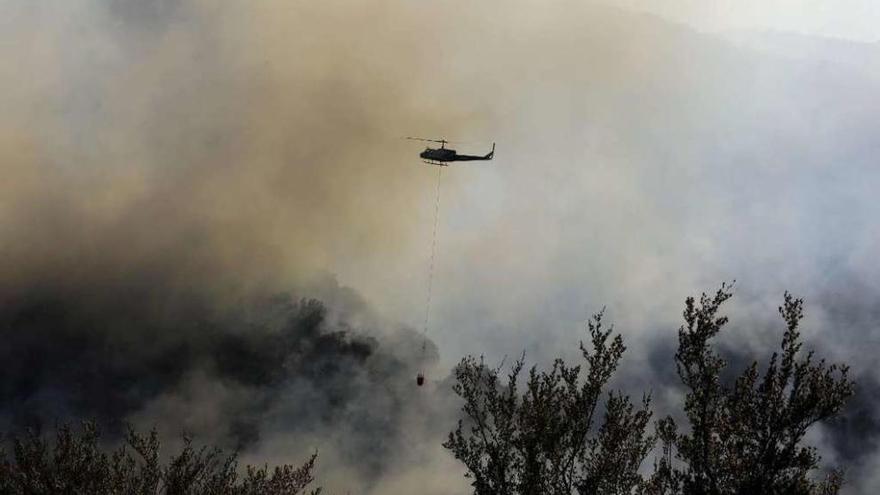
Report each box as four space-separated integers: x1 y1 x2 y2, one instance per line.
3 0 880 493
0 273 438 479
0 2 462 491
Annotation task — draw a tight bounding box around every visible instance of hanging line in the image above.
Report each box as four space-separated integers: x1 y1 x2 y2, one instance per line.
422 165 443 358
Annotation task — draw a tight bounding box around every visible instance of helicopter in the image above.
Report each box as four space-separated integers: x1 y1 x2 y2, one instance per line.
406 137 495 166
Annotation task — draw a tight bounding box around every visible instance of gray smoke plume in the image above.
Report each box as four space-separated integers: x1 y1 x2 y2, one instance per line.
2 1 880 493
0 0 461 491
0 272 441 482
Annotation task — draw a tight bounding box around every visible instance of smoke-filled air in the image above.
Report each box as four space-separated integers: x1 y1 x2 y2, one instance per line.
1 0 879 493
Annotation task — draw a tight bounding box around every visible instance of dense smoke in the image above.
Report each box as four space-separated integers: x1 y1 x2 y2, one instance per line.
0 0 462 492
0 276 432 469
2 0 879 493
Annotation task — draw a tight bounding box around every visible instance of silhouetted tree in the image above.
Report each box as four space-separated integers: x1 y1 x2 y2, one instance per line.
0 422 320 495
447 287 855 495
443 311 655 494
646 286 854 495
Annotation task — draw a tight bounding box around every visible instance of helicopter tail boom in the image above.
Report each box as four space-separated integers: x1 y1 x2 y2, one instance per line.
450 143 495 161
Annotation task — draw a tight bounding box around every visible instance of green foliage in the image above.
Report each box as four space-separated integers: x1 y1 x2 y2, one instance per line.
649 286 855 495
0 422 320 495
447 287 855 495
443 311 655 494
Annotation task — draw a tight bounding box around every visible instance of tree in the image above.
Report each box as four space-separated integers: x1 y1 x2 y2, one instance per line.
447 287 855 495
443 311 655 494
649 285 854 495
0 422 320 495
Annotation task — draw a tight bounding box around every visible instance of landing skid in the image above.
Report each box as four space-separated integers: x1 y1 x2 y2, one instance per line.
422 160 449 167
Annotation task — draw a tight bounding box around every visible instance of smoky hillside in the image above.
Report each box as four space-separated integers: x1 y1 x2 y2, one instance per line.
2 1 880 494
0 274 421 437
0 1 463 491
0 271 446 478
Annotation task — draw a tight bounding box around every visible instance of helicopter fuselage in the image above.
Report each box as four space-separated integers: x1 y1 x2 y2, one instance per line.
420 147 458 162
419 142 494 165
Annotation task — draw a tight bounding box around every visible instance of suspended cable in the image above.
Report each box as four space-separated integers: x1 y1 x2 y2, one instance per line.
418 166 443 385
423 165 443 340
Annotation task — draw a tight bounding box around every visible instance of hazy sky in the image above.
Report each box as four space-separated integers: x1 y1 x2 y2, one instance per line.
618 0 880 41
2 1 879 492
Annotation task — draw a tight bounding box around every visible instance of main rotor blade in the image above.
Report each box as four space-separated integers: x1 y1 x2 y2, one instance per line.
405 136 447 144
404 137 496 146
